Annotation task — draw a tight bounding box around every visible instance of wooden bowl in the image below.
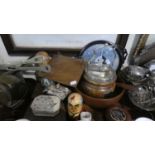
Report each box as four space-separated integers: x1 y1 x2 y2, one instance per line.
76 86 125 109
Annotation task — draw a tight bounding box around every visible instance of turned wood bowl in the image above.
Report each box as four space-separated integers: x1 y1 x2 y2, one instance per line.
76 86 125 109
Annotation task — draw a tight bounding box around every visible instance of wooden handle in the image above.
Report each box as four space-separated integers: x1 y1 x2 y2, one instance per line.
116 82 135 90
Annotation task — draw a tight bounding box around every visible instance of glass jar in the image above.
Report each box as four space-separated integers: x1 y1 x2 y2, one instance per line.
80 63 117 98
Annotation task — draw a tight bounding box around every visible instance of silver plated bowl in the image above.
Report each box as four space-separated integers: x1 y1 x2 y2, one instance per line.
121 65 149 85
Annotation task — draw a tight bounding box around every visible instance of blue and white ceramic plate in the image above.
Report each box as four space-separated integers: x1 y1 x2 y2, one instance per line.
80 41 121 71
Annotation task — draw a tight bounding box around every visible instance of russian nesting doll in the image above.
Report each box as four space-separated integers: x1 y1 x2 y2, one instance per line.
67 93 83 120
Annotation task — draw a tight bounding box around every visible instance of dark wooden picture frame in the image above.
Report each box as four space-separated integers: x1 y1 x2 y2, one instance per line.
0 34 129 56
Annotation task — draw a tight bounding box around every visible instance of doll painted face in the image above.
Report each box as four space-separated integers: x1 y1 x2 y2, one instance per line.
68 93 83 118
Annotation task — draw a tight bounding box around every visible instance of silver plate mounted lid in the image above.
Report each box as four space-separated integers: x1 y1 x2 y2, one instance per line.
84 63 117 84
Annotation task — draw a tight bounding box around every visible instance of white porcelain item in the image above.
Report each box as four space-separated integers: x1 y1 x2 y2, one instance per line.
135 117 153 121
16 118 30 121
80 112 92 121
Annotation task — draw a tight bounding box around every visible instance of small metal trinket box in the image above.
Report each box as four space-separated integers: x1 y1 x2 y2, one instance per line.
31 95 61 117
44 83 71 100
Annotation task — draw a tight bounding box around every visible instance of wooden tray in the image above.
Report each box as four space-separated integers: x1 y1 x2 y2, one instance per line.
39 55 85 87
